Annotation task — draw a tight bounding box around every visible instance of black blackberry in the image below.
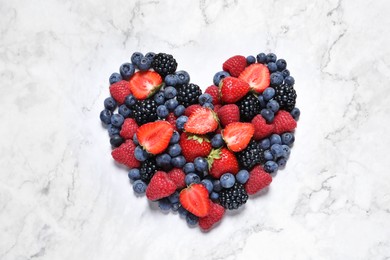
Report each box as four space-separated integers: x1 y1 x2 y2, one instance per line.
218 183 248 210
140 158 158 183
237 94 261 121
152 53 177 77
133 98 158 125
176 83 202 107
237 140 265 170
273 83 297 111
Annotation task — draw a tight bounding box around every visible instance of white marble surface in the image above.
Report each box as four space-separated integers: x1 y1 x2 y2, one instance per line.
1 0 390 259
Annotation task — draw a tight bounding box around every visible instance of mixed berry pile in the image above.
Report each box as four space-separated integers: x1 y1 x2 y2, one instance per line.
100 52 300 231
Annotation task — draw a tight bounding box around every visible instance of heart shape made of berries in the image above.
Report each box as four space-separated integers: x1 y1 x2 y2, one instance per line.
99 52 300 231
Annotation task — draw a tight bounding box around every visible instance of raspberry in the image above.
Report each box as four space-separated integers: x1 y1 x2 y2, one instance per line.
244 165 272 195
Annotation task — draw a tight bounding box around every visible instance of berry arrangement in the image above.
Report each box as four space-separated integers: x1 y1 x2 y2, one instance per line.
100 52 300 231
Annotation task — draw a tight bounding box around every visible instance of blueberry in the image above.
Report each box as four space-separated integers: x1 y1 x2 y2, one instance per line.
169 131 180 144
213 180 222 192
168 191 180 204
236 170 250 184
176 115 188 131
133 133 139 145
158 198 172 211
270 72 284 86
201 179 213 193
281 132 295 146
194 157 208 172
258 95 267 108
185 173 201 185
277 158 287 167
157 105 169 118
264 150 274 161
128 168 140 181
210 192 219 201
186 213 199 226
262 87 276 101
213 71 230 86
260 138 271 149
267 62 278 73
264 161 278 173
171 155 186 168
125 94 137 108
104 97 117 111
256 53 267 64
165 74 179 86
202 103 214 110
109 72 122 84
211 134 224 148
270 144 284 158
107 124 120 137
111 114 124 127
266 99 280 113
285 76 295 86
120 63 135 80
220 173 235 188
133 179 147 194
281 145 291 158
184 162 195 174
290 107 300 120
110 134 124 147
270 134 282 145
175 70 190 85
246 55 256 65
178 206 188 217
266 53 277 63
171 202 180 212
276 59 287 71
100 109 113 124
145 52 156 62
138 57 152 71
198 93 213 105
153 91 165 105
174 105 185 117
168 144 182 157
281 69 290 78
164 86 177 99
131 52 143 66
119 104 132 117
156 153 172 170
134 146 149 161
260 108 274 123
165 98 179 111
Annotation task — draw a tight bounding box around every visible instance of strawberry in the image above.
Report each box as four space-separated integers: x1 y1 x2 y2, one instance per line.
119 118 139 139
217 104 240 127
222 55 247 77
179 184 210 217
136 121 174 155
251 114 274 140
184 104 202 117
244 165 272 195
219 77 250 104
239 63 270 94
179 133 212 162
109 80 132 104
208 148 239 179
166 112 177 130
111 140 140 168
205 85 221 105
222 122 255 152
167 168 186 189
273 110 297 134
129 71 163 100
146 171 177 201
199 202 225 231
184 107 219 135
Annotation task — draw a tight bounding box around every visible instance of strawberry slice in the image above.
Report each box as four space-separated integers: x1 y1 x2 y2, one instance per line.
222 122 255 152
136 121 174 155
219 77 250 104
239 63 270 94
129 71 163 100
184 107 219 135
179 184 210 217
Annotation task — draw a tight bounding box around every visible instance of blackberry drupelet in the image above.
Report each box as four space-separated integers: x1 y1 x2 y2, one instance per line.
176 83 202 107
273 83 297 111
133 99 158 125
237 140 265 170
219 183 248 210
237 94 261 121
152 53 178 77
140 158 158 183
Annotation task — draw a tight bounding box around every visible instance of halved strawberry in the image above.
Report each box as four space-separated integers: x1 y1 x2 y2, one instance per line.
179 184 210 217
129 71 163 100
222 55 247 77
184 104 202 117
109 80 132 104
136 121 174 155
219 77 250 104
184 107 219 135
222 122 255 152
239 63 270 94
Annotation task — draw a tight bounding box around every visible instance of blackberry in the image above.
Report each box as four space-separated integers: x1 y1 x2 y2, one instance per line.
273 83 297 111
140 158 158 183
219 183 248 210
176 83 202 107
237 94 261 121
237 140 265 170
152 53 178 77
133 98 158 125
